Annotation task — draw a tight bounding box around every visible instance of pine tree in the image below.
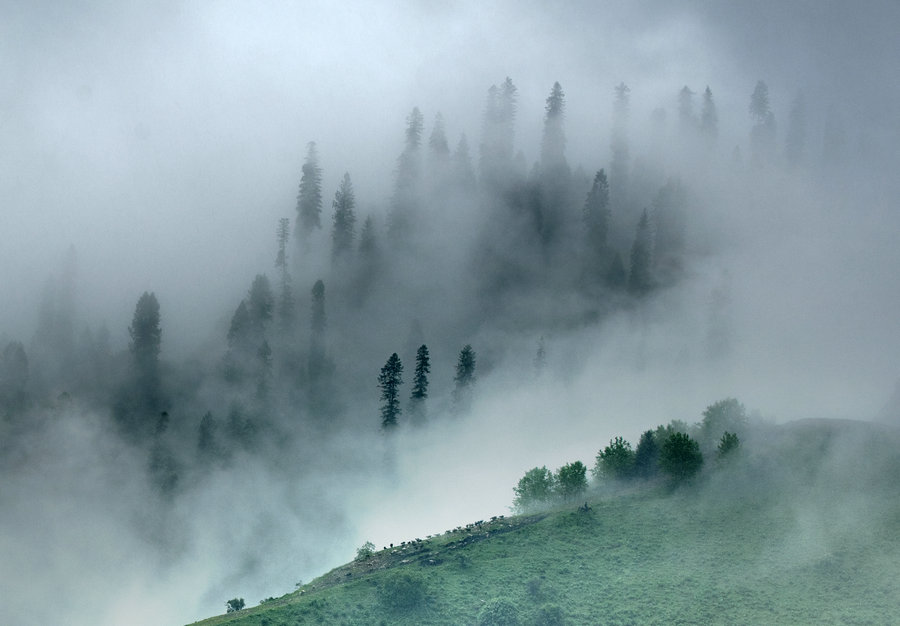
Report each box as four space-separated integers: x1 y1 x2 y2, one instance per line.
130 292 161 382
389 107 425 241
749 80 776 165
700 86 718 144
583 169 610 263
379 353 403 429
331 173 357 260
540 82 567 170
479 77 518 187
275 217 295 328
296 142 323 238
410 344 430 401
247 274 274 338
452 133 477 189
452 344 476 412
678 85 696 132
128 291 164 419
428 112 450 160
628 210 652 294
310 279 326 336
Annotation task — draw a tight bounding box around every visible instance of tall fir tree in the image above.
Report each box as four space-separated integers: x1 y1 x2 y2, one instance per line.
583 169 610 270
389 107 425 242
275 217 295 329
452 344 476 412
700 86 718 145
408 344 430 423
296 141 323 239
331 173 357 260
379 353 403 429
628 210 652 295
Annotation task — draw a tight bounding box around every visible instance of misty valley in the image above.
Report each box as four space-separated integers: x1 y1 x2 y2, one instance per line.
3 18 900 624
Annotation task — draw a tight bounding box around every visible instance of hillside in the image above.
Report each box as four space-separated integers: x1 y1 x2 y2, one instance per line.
189 419 900 625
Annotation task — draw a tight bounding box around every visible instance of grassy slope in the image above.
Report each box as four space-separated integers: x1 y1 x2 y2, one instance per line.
189 420 900 625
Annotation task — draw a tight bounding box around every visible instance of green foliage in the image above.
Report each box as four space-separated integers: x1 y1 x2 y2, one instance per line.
534 603 566 626
660 432 703 481
700 398 747 448
634 430 660 479
555 461 587 500
378 353 403 429
376 572 426 612
226 598 245 613
355 541 375 561
593 436 635 481
331 172 357 259
513 466 556 511
717 431 741 460
477 597 520 626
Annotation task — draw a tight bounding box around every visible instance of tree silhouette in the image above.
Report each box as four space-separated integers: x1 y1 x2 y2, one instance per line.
452 344 476 412
628 210 652 294
331 173 357 260
379 353 403 429
275 217 295 328
296 142 323 238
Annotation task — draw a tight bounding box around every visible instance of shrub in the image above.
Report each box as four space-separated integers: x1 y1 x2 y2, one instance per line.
477 597 520 625
355 540 376 561
660 432 703 481
513 466 556 511
534 602 566 625
225 598 245 613
593 436 635 481
377 572 426 612
555 461 588 500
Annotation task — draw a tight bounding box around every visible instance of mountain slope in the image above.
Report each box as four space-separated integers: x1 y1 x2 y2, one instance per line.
189 420 900 625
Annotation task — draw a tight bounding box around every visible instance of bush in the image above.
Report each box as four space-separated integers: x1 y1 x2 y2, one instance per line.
534 602 566 625
225 598 245 613
555 461 588 500
477 597 520 625
355 540 376 561
513 466 556 511
660 432 703 481
377 572 426 612
593 436 635 481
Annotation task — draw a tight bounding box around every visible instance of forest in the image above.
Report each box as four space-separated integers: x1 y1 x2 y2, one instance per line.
2 3 899 623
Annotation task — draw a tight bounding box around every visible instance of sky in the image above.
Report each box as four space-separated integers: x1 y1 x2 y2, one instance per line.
2 2 900 624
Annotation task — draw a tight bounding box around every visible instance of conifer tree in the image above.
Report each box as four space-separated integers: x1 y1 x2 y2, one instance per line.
130 292 162 387
628 210 652 294
389 107 424 241
275 217 295 328
410 344 430 400
452 344 476 412
678 86 696 133
331 173 357 260
583 169 610 262
452 133 477 189
700 86 718 144
296 142 323 239
247 274 274 338
428 113 450 160
540 82 567 171
379 353 403 429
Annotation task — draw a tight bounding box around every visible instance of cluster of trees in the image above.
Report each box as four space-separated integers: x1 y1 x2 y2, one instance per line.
2 73 805 499
512 461 589 511
379 344 476 429
513 399 747 511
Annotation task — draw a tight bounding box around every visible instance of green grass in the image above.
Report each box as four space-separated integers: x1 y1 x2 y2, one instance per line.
189 420 900 625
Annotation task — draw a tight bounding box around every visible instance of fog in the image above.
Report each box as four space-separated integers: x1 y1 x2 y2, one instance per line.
2 1 900 624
